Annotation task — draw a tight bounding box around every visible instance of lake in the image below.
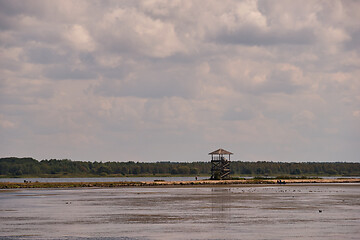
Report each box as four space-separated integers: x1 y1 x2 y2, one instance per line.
1 184 359 239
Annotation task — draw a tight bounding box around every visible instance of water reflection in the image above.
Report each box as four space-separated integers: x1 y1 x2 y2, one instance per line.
210 188 231 212
209 188 233 233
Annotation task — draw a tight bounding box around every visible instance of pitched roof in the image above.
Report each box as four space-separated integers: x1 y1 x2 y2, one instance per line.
208 148 233 155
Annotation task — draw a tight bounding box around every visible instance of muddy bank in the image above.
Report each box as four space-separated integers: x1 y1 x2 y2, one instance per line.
1 178 360 189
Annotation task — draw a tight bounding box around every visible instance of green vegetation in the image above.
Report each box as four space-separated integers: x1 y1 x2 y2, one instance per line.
1 157 359 178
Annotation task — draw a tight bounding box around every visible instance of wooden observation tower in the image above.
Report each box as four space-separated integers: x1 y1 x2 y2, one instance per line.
209 148 233 180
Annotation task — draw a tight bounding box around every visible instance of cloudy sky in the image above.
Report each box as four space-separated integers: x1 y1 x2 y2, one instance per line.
1 0 359 162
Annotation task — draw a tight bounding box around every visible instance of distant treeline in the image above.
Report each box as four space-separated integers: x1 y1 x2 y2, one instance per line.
1 157 360 177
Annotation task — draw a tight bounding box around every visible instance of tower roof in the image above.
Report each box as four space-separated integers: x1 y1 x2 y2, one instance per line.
208 148 233 155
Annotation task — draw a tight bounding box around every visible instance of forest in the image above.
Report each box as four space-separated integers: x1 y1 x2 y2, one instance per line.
1 157 360 177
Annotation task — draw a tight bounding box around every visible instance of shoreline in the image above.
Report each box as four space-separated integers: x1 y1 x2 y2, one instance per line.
1 178 360 189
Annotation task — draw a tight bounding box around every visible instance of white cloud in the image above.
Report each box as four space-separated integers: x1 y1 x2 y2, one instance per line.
64 24 95 52
99 8 185 58
0 115 16 129
353 110 360 118
292 110 316 127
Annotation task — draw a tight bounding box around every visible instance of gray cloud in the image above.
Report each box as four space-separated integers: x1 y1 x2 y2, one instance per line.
260 68 305 94
44 65 96 80
214 26 315 46
93 68 199 99
24 47 68 64
345 29 360 52
0 0 359 162
223 108 257 121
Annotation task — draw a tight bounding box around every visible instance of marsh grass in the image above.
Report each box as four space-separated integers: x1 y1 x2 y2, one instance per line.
1 178 359 189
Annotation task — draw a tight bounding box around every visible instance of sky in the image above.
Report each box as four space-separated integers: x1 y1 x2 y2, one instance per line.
0 0 359 163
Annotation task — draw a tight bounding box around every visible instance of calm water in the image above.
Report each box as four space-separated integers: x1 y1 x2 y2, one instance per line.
1 184 359 240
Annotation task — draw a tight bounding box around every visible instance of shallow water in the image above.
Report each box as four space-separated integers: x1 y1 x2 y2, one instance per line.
1 184 359 240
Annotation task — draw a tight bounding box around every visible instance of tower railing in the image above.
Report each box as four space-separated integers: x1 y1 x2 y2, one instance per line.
210 155 231 180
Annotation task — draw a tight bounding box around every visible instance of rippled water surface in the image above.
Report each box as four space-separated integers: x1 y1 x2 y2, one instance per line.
1 184 359 240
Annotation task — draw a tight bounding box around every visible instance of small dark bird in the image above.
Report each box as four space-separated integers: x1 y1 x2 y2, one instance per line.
319 210 322 213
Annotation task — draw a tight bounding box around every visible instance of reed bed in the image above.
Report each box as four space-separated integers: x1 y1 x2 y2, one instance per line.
1 178 360 189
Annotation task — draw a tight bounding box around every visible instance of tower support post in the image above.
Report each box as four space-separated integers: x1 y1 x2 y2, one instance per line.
209 149 232 180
